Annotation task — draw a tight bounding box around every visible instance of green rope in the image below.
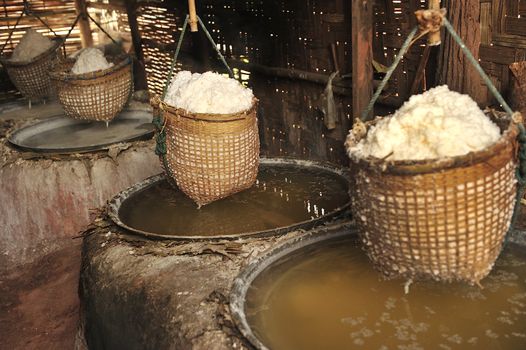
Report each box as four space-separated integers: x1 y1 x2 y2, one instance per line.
197 15 234 78
360 26 418 121
442 19 513 117
162 15 189 99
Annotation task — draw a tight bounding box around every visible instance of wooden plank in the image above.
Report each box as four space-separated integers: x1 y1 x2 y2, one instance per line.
505 17 526 37
480 44 517 65
492 33 526 49
410 45 431 95
480 2 492 45
352 0 373 120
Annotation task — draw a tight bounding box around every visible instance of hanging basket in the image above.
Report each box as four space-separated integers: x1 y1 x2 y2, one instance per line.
152 98 260 207
347 113 520 285
49 55 133 122
0 38 62 101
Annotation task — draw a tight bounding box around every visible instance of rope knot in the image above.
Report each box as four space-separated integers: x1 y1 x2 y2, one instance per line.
415 8 446 34
512 112 524 125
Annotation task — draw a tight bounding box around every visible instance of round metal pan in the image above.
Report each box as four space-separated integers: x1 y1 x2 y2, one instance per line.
107 157 351 241
8 108 154 154
229 227 356 350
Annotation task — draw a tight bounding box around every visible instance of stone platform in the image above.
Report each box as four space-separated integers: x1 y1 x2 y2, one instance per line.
0 100 161 349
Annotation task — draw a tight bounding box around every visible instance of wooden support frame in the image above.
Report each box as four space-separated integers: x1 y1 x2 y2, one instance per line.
352 0 373 120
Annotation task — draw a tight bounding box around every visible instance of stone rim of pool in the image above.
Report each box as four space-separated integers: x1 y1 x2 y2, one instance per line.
229 227 354 350
107 157 351 241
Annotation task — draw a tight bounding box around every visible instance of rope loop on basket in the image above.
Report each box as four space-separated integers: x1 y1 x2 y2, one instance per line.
151 95 167 156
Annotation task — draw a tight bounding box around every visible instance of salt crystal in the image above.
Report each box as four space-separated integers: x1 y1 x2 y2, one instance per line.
71 48 114 74
164 71 254 114
10 29 54 62
347 86 501 161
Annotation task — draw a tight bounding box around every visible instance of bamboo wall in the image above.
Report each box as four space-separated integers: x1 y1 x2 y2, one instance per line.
479 0 526 103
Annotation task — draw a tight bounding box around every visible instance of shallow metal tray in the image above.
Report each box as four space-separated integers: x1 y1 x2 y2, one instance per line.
8 109 154 154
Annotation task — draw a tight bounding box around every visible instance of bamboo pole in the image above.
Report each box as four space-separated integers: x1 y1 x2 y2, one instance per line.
188 0 198 32
352 0 374 119
74 0 93 48
125 0 148 90
428 0 441 46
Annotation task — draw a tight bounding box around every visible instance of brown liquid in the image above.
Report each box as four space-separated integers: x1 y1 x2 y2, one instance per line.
246 237 526 350
118 164 349 236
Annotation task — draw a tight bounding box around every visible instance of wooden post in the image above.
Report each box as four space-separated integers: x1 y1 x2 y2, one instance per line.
352 0 374 120
125 0 148 90
74 0 93 48
428 0 442 45
188 0 198 32
436 0 486 105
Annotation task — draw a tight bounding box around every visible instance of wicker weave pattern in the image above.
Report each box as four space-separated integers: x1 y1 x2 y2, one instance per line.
159 102 259 207
0 40 61 100
50 57 133 122
350 119 519 284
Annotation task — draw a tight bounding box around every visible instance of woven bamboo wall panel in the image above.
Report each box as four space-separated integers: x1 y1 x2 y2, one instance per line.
479 0 526 105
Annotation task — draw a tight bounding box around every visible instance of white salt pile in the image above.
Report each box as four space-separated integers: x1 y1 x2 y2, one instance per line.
71 48 114 74
347 86 501 161
10 29 54 62
164 71 254 114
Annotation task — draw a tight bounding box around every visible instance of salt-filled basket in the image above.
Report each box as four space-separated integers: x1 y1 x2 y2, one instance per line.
346 86 521 285
151 71 260 207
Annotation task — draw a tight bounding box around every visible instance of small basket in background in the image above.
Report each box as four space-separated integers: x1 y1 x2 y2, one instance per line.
0 38 62 101
50 55 133 122
347 113 519 285
152 98 260 207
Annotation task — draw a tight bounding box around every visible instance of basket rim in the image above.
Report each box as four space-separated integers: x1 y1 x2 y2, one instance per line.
0 38 62 67
49 54 132 81
348 113 519 175
155 97 259 122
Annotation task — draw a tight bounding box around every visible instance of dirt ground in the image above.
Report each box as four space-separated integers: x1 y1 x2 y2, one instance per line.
0 241 82 350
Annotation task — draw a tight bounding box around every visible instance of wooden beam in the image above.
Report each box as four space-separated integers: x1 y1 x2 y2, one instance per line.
125 0 148 90
410 46 431 95
352 0 373 120
74 0 93 48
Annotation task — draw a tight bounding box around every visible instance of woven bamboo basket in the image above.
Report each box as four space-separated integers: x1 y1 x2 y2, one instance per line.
49 55 133 122
0 38 62 101
152 98 260 207
347 113 520 285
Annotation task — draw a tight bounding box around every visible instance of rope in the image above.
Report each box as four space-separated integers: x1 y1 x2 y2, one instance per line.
442 18 513 117
0 10 23 56
359 26 418 121
197 15 234 78
86 12 120 46
162 15 189 99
